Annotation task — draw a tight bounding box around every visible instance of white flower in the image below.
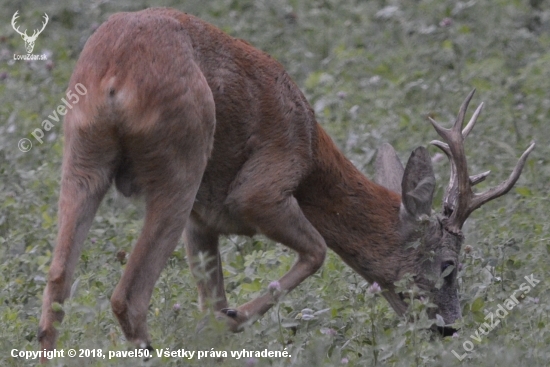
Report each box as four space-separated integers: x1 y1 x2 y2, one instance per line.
368 282 381 294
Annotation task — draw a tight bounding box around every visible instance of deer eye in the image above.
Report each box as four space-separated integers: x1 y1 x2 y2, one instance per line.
441 261 455 278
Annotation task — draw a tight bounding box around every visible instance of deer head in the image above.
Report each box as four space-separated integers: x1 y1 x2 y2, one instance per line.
11 11 48 54
375 90 535 331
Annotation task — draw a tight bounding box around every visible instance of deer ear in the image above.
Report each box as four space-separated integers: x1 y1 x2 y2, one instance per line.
375 143 404 194
401 147 435 217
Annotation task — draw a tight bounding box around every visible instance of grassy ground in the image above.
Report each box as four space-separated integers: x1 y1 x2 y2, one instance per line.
1 0 549 366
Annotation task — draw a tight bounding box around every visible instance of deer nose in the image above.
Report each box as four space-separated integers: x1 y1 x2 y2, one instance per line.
436 325 459 337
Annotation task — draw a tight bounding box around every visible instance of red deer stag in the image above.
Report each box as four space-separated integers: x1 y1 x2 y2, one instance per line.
38 8 534 360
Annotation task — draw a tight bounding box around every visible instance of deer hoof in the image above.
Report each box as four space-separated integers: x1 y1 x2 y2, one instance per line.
143 345 154 361
215 309 246 333
220 308 238 318
195 310 242 333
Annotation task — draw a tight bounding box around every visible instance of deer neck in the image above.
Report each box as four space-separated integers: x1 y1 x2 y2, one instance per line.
296 124 404 287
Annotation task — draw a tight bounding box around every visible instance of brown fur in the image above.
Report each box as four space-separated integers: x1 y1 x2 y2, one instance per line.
40 8 522 360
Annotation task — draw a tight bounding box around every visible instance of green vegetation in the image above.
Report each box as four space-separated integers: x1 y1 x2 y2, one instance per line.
1 0 549 366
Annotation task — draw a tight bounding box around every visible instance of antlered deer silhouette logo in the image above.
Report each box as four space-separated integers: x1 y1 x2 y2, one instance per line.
11 11 48 54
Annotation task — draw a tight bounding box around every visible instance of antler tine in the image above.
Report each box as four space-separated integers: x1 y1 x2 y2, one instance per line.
31 14 49 39
39 14 49 33
428 97 483 146
462 102 484 138
11 10 27 37
453 88 476 134
469 170 491 186
430 139 457 215
430 140 490 214
12 10 18 23
431 140 490 185
469 141 536 213
428 116 451 142
430 140 450 157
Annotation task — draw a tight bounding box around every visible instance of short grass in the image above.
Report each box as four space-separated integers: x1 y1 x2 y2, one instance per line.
1 0 549 366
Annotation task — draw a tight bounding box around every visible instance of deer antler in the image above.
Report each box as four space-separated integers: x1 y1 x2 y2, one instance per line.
429 89 535 234
11 12 48 40
30 13 49 39
11 11 28 37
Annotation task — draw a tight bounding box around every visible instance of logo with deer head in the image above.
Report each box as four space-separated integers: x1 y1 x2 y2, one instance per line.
11 11 48 54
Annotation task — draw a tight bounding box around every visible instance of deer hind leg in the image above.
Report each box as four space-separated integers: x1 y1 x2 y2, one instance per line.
220 154 327 331
110 174 201 348
109 78 216 349
183 216 228 313
39 122 118 355
110 151 213 348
